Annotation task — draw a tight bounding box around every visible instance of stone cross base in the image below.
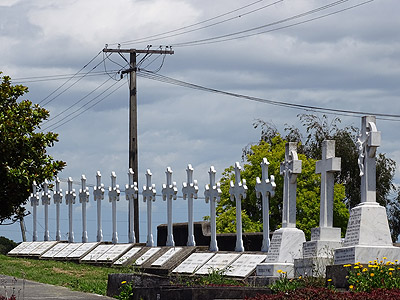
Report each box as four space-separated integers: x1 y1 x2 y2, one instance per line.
334 245 400 265
311 227 341 242
303 240 343 259
294 257 334 277
256 262 295 278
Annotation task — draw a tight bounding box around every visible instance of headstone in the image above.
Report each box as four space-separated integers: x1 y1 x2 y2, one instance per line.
93 171 105 242
109 172 120 244
40 242 69 259
7 242 33 256
81 244 113 262
255 158 276 252
226 254 267 278
53 177 63 241
229 162 248 252
67 242 98 260
125 169 138 244
182 164 199 247
143 169 156 247
334 116 400 264
41 180 51 241
65 177 76 243
295 140 342 276
151 247 182 267
19 241 45 256
257 142 305 278
204 166 222 252
29 241 57 256
113 247 142 266
30 182 39 242
173 252 215 274
54 242 83 259
79 175 90 243
97 244 133 263
135 247 161 266
162 167 178 247
196 253 240 275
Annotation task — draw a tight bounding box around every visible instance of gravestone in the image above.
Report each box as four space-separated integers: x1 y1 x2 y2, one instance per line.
7 242 33 256
229 162 247 252
125 169 138 244
295 140 342 276
53 177 63 241
19 241 45 256
40 242 69 259
79 175 90 243
93 171 105 242
81 244 113 262
143 169 157 247
67 242 98 260
151 247 182 267
226 254 267 278
196 253 240 275
54 242 83 259
29 241 57 256
113 247 142 266
173 252 215 274
162 167 178 247
135 247 162 265
97 244 133 263
257 143 306 278
334 116 400 264
182 164 199 247
109 172 121 244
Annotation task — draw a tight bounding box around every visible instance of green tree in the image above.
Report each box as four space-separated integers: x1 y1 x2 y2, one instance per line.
0 72 66 224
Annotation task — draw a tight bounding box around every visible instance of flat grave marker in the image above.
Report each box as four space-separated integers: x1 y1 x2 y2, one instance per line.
19 241 45 255
196 253 240 275
81 244 113 262
53 243 83 259
97 244 133 263
29 241 58 256
151 247 182 267
113 247 142 266
226 254 267 278
172 252 215 274
135 247 161 266
40 243 69 259
7 242 33 256
67 242 99 259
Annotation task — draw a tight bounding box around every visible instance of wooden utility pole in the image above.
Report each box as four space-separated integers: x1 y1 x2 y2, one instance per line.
102 47 174 243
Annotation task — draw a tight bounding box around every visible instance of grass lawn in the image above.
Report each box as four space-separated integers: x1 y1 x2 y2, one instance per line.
0 254 133 295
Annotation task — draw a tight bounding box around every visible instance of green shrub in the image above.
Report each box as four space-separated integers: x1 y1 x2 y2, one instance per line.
0 237 17 255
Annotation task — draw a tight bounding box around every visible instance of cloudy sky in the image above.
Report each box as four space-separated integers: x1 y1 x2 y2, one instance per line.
1 0 400 244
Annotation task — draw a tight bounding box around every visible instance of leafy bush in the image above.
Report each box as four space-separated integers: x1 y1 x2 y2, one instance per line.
0 237 17 255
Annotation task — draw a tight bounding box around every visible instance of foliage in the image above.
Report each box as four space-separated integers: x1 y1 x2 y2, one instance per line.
115 281 134 300
216 135 349 239
0 237 17 255
0 73 66 224
173 267 242 287
345 258 400 292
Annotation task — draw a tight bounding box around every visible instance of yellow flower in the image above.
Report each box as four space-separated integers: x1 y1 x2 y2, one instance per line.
277 269 283 274
344 264 352 267
362 268 368 272
395 260 398 263
349 285 354 289
389 268 395 271
121 281 127 284
370 273 375 277
355 262 360 265
298 276 302 279
327 279 332 282
383 257 387 260
354 266 360 269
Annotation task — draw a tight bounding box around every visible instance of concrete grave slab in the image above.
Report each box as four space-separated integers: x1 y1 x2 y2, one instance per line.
172 252 215 274
53 243 83 259
226 254 267 278
97 244 133 263
7 242 33 256
67 242 99 260
29 241 58 256
81 244 113 263
18 242 45 256
40 243 69 259
196 253 240 275
113 247 142 266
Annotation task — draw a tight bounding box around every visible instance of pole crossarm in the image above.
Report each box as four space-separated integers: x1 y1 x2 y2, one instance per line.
103 48 174 55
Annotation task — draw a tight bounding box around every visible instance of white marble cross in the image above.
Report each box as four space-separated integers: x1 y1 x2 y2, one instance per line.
93 171 105 242
182 164 199 246
30 181 39 242
79 175 90 243
109 171 120 244
280 142 302 228
143 169 156 247
53 177 63 241
65 177 76 243
125 168 138 244
357 116 381 203
255 158 276 252
162 167 178 247
204 166 222 252
229 162 248 252
316 140 341 228
41 179 51 241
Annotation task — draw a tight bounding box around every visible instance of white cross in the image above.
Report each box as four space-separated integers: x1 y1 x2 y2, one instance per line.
79 175 90 243
182 164 199 247
125 168 138 244
255 158 276 252
229 162 248 252
316 140 341 228
41 179 51 241
162 167 178 247
280 142 302 228
204 166 222 252
358 116 381 203
53 177 63 241
65 177 76 243
93 171 105 242
109 171 120 244
30 181 39 242
143 169 156 247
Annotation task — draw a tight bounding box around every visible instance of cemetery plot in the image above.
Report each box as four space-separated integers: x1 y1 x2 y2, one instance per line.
96 244 133 263
225 254 267 278
81 244 113 262
29 241 58 256
151 247 183 267
172 252 215 274
113 247 142 266
134 247 162 266
40 243 69 259
196 253 241 275
67 242 99 260
7 242 33 256
18 241 46 256
53 243 83 259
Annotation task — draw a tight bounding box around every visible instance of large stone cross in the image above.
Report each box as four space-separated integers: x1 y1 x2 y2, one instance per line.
357 116 381 203
125 168 138 244
93 171 105 242
65 177 76 243
53 177 63 241
41 180 51 241
229 162 248 252
280 142 302 228
255 158 276 252
30 181 39 242
182 164 199 246
109 172 120 244
143 169 156 247
162 167 178 247
204 166 222 252
79 175 90 243
316 140 341 228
